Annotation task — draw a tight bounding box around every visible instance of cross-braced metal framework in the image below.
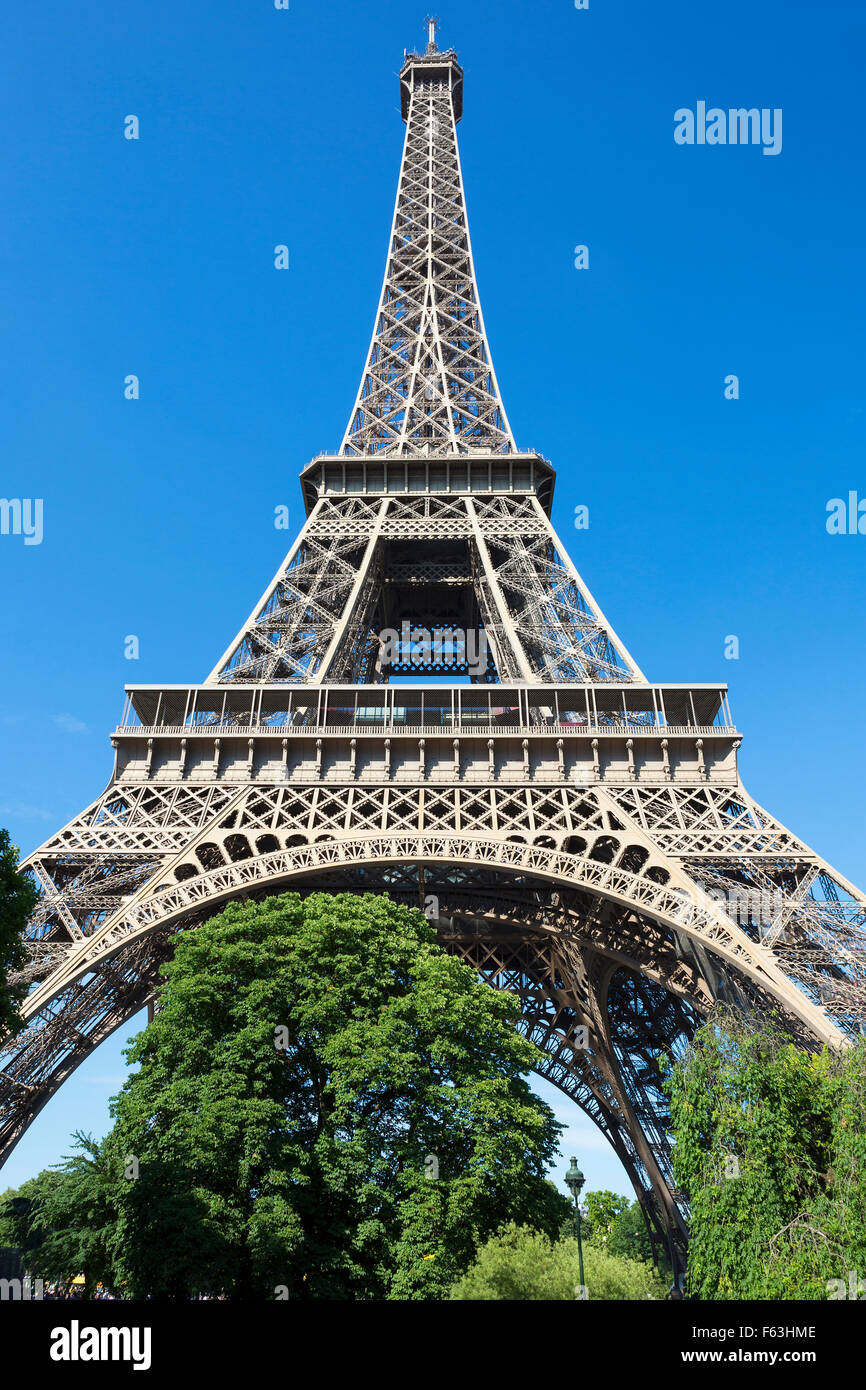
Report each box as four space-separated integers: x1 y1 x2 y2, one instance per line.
3 25 865 1277
340 40 514 457
209 491 643 685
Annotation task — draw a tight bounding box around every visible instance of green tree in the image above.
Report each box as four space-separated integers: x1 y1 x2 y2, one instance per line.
664 1012 866 1299
580 1189 668 1273
0 1172 63 1277
608 1200 656 1264
0 1136 119 1295
98 891 570 1299
0 828 38 1037
583 1188 629 1246
449 1222 668 1300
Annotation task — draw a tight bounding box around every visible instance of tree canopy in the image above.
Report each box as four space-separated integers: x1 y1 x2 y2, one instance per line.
582 1189 629 1243
664 1012 866 1299
581 1188 658 1266
0 827 38 1037
32 891 570 1299
0 1136 116 1297
449 1221 667 1300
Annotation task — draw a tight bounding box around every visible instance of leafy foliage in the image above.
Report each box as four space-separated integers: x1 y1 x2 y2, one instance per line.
664 1012 866 1299
449 1222 667 1300
0 1136 118 1295
68 891 570 1299
0 828 38 1037
605 1199 657 1264
582 1188 629 1245
580 1187 666 1271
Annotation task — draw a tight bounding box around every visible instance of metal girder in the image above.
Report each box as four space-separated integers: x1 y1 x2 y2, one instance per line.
340 49 514 458
211 494 644 686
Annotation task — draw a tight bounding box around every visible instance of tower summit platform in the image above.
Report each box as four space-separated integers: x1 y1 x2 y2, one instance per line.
400 18 463 123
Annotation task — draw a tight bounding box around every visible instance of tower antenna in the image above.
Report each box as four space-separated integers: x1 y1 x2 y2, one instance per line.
425 14 439 52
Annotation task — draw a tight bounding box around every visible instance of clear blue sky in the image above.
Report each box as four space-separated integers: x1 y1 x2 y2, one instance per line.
1 0 865 1200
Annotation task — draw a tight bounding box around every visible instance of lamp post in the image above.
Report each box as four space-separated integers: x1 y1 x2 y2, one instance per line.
565 1157 586 1296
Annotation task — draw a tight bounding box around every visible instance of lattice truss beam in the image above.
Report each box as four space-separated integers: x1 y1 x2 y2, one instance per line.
438 916 693 1263
469 496 641 682
212 495 642 686
4 769 866 1175
211 497 386 684
10 778 866 1027
340 72 514 457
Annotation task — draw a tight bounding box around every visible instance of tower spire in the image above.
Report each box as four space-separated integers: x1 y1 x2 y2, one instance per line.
341 37 515 457
426 15 439 52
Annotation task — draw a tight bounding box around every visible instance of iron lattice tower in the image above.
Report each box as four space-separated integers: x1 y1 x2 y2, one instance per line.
3 25 866 1272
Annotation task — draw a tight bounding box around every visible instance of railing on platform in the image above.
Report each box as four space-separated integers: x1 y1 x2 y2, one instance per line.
114 721 736 739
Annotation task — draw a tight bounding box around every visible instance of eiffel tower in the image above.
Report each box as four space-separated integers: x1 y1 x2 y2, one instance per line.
3 21 865 1272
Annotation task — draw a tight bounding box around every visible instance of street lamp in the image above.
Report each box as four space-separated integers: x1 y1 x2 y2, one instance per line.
565 1157 586 1296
